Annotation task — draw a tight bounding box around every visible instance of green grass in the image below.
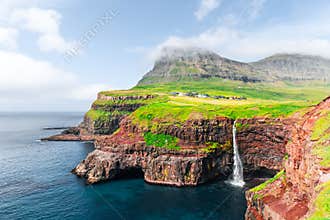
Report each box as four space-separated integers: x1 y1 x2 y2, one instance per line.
86 109 110 121
86 109 128 121
311 111 330 141
202 141 232 153
235 122 250 131
128 80 330 129
311 110 330 167
93 95 169 107
131 101 307 130
133 79 330 102
250 170 286 200
91 80 329 131
307 110 330 219
144 132 180 150
308 181 330 220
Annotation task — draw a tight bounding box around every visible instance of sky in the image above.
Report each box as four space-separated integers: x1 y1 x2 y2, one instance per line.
1 0 330 111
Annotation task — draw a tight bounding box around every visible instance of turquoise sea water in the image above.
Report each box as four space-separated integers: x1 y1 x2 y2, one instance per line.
0 113 246 220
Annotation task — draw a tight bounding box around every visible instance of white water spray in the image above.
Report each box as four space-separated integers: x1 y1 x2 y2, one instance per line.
228 120 245 187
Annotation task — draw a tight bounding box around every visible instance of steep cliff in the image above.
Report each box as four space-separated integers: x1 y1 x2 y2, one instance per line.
245 96 330 220
72 114 291 186
44 93 157 141
80 93 156 135
73 119 232 186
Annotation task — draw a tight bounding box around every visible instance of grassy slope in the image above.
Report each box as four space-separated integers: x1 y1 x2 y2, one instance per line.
309 181 330 220
308 107 330 220
130 80 329 128
93 79 329 128
311 109 330 167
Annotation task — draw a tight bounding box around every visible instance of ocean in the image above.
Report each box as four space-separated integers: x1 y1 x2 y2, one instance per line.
0 112 246 220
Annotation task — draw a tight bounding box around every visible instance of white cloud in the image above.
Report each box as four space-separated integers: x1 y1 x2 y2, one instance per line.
149 27 237 60
195 0 222 21
150 19 330 62
0 50 74 91
0 50 109 110
10 7 73 53
70 84 110 101
0 0 60 19
0 27 18 49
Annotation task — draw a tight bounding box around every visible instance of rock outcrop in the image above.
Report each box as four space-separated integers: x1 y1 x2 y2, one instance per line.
73 128 232 186
245 96 330 220
43 94 155 141
72 115 291 186
80 94 154 135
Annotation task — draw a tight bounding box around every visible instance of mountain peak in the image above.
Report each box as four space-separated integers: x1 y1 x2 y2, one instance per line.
155 47 220 62
252 53 330 81
137 48 330 86
138 47 269 85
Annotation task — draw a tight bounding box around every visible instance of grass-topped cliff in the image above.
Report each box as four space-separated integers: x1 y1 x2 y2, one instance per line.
82 48 330 135
85 79 329 133
245 97 330 220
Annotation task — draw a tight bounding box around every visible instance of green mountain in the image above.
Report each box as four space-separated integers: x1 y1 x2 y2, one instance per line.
252 53 330 81
138 47 273 85
138 48 330 85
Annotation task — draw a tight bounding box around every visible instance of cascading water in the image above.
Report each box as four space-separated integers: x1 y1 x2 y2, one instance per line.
227 120 245 187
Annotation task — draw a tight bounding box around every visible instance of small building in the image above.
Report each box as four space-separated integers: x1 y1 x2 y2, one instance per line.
169 92 179 96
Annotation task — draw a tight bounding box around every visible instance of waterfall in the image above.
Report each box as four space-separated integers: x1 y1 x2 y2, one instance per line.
227 120 245 187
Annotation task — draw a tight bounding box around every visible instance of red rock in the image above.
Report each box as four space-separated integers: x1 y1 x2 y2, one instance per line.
245 96 330 220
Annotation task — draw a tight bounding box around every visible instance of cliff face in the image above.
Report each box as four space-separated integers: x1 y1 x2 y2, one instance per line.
73 115 291 186
236 118 293 176
44 92 294 187
79 94 155 135
44 94 155 141
245 97 330 220
73 124 232 186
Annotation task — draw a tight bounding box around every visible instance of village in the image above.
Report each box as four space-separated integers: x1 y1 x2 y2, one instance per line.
169 91 248 101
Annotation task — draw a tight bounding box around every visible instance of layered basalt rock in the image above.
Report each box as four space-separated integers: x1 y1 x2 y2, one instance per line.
245 97 330 220
42 126 97 141
80 113 124 135
73 115 291 186
124 117 290 175
81 95 154 135
44 94 155 141
236 118 293 176
97 94 154 101
73 129 232 186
